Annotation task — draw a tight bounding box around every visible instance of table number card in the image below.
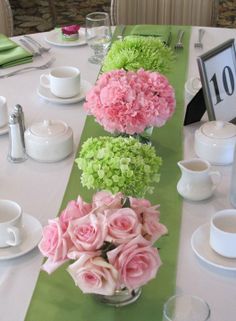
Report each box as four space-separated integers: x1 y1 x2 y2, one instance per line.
197 39 236 123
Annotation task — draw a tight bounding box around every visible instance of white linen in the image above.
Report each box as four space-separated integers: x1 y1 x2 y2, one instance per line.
0 27 235 321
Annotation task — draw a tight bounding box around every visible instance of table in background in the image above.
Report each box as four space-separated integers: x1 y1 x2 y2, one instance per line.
0 26 236 321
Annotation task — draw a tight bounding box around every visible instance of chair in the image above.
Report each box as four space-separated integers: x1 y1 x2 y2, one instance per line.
110 0 160 25
0 0 14 36
110 0 214 26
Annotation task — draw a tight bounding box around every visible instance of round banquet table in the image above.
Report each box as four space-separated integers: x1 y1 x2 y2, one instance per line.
0 26 236 321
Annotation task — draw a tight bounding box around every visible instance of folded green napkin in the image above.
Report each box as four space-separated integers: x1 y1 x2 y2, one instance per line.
129 25 171 44
0 33 33 68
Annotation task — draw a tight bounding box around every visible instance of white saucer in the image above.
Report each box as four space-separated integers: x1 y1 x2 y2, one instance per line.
44 29 87 47
37 79 92 105
0 123 8 135
191 223 236 271
0 213 42 260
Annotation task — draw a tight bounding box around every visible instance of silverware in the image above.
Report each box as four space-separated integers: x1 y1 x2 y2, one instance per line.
23 35 51 53
117 25 126 40
166 31 172 47
0 57 55 79
19 38 41 57
194 29 205 49
174 30 185 49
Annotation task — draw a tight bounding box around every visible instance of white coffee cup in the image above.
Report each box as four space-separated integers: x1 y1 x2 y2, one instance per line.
0 96 8 128
40 66 81 98
0 200 23 248
184 77 201 105
210 209 236 258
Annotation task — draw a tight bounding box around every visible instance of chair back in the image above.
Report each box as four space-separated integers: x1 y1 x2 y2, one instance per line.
0 0 14 36
110 0 214 26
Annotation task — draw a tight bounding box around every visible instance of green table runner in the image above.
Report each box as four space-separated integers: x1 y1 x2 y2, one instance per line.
25 25 190 321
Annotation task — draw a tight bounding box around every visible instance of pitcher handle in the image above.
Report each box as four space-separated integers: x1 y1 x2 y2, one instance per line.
209 171 221 190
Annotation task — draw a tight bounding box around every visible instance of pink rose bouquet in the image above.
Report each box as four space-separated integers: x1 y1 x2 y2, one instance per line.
84 69 175 135
39 191 168 296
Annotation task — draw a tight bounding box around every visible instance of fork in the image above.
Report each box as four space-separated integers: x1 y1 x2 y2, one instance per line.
24 35 51 54
19 38 41 57
174 30 185 49
194 29 205 49
0 57 55 78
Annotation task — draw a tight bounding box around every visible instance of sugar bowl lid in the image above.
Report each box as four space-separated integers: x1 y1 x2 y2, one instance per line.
200 121 236 139
29 120 69 139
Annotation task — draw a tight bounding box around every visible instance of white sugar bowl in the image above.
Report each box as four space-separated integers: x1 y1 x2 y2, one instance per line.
194 121 236 165
24 120 73 162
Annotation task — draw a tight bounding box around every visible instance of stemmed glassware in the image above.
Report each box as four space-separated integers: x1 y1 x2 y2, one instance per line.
85 12 112 64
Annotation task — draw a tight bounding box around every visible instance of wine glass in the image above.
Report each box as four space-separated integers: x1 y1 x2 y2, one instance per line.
85 12 112 64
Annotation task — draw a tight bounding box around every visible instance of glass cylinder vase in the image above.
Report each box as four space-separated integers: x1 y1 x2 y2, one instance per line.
117 126 153 145
93 287 141 307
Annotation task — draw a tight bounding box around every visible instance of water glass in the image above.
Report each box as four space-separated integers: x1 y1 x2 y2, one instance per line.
163 294 210 321
85 12 112 64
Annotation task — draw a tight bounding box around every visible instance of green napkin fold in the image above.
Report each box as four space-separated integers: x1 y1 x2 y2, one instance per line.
0 33 33 68
129 25 171 44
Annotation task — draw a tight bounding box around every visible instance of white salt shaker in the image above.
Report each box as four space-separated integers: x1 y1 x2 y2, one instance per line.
13 104 25 147
8 113 27 163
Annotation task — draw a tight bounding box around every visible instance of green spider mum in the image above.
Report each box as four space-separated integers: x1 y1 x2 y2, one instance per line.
75 136 162 197
102 36 175 74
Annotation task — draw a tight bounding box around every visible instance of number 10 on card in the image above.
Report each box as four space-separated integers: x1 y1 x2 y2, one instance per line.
198 39 236 122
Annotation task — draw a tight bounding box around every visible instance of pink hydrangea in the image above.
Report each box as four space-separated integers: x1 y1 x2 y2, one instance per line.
84 69 175 135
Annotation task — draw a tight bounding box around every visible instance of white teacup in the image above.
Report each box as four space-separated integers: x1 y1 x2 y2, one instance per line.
210 209 236 258
40 66 81 98
184 77 201 105
0 96 8 128
0 200 23 248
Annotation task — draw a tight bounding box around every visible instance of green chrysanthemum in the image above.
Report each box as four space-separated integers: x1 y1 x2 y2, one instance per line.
75 136 162 197
102 36 175 74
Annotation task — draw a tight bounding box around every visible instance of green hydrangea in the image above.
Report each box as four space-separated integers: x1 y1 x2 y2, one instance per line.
102 36 174 74
75 136 162 197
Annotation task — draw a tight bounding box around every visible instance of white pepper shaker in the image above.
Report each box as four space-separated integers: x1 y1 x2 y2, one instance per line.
8 113 27 163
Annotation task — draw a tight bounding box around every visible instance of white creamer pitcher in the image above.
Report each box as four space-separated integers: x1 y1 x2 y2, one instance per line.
177 158 221 201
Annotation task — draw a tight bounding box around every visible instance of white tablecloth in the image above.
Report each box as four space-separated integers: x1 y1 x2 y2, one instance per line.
0 26 236 321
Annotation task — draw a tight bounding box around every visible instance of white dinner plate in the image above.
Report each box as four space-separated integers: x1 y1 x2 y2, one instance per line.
191 223 236 271
0 123 8 135
44 29 87 47
37 79 92 105
0 213 42 260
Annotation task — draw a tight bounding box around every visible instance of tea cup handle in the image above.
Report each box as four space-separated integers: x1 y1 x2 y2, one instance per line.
6 226 22 246
40 74 50 89
209 171 221 190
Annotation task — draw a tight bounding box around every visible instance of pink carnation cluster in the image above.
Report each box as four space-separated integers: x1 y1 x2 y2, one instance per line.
39 191 167 296
84 69 175 135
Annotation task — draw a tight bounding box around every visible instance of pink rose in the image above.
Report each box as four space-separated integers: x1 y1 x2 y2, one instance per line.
59 196 92 232
105 208 141 244
142 210 168 243
130 197 156 217
130 197 151 209
38 218 70 274
92 191 123 210
67 253 118 295
67 213 107 251
38 218 68 260
107 235 161 290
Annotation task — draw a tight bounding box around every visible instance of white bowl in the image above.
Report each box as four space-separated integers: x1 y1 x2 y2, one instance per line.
194 121 236 165
24 120 73 162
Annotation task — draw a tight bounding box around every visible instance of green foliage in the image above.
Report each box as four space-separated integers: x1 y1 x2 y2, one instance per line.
75 136 162 197
102 36 175 74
